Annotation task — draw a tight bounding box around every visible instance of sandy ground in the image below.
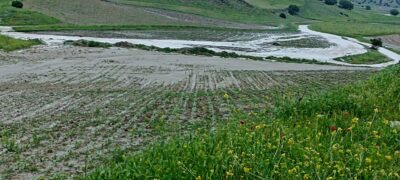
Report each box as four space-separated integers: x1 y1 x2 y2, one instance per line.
0 46 378 179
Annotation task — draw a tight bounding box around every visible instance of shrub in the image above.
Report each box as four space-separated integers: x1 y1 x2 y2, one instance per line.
11 1 23 8
390 9 399 16
279 13 287 19
339 0 354 10
324 0 337 5
288 5 300 15
365 5 371 10
370 38 383 49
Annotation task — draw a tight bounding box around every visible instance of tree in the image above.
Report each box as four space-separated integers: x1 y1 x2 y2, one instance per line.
288 5 300 15
370 38 383 49
279 13 287 19
339 0 354 10
390 9 399 16
324 0 337 5
11 1 23 8
365 5 371 10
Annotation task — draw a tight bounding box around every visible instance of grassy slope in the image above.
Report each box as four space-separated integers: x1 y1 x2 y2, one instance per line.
0 0 60 25
111 0 305 24
85 65 400 179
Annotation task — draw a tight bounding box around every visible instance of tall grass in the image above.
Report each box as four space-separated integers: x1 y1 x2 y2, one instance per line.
84 66 400 179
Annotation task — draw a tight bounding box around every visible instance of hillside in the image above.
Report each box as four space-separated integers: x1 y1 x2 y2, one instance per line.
353 0 400 8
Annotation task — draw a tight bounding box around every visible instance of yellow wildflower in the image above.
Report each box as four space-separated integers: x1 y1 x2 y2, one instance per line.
228 150 234 154
196 176 201 180
383 119 389 125
303 174 310 180
288 138 295 145
326 177 334 180
223 93 229 100
385 155 393 161
288 168 297 174
352 117 359 124
243 167 251 173
226 170 234 176
365 157 372 164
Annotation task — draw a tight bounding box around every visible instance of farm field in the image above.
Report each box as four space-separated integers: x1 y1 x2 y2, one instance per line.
0 0 400 179
0 46 375 178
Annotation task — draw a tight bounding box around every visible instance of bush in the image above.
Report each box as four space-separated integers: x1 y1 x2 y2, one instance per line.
11 1 23 8
390 9 399 16
370 38 383 49
279 13 287 19
365 5 371 10
339 0 354 10
288 5 300 15
324 0 337 5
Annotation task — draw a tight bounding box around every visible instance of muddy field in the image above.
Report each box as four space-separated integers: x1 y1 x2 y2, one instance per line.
0 46 376 178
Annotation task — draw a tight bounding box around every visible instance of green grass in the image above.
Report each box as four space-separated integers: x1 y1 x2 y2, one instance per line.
0 35 41 51
335 50 391 64
84 64 400 179
0 0 60 25
310 22 400 38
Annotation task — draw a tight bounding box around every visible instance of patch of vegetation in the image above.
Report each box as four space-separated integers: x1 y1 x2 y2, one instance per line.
279 13 286 19
0 35 42 51
11 1 23 8
84 65 400 179
287 5 300 15
64 40 112 48
324 0 337 5
390 9 399 16
338 0 353 10
274 37 333 48
335 50 390 64
267 56 333 65
310 22 400 38
0 0 60 25
370 38 383 49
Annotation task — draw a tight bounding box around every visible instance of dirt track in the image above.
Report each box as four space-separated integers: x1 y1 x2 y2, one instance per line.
0 46 375 178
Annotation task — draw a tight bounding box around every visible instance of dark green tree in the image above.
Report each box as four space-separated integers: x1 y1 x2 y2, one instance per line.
339 0 354 10
324 0 337 5
288 5 300 15
11 1 23 8
390 9 399 16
